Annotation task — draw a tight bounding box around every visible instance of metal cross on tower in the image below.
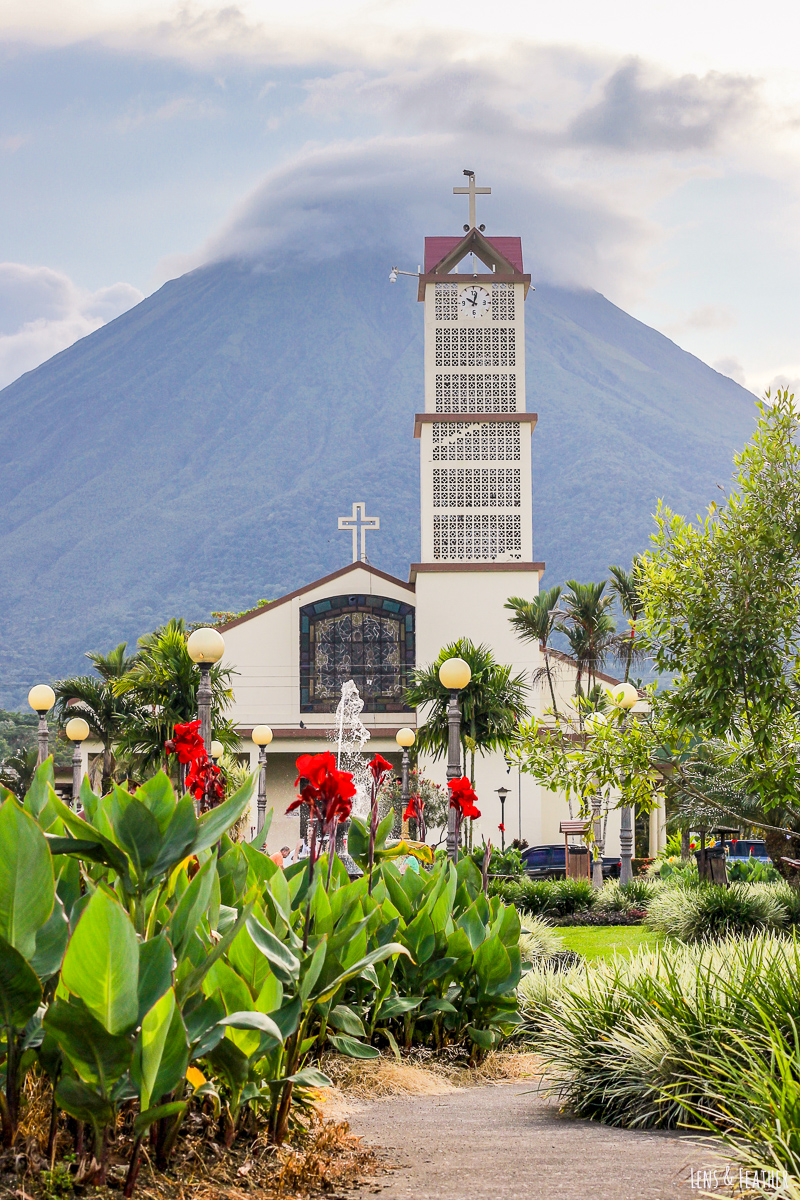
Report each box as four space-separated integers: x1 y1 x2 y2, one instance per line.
338 502 380 563
453 169 491 229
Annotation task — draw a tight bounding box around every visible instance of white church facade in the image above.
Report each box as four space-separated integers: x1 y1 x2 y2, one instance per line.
214 176 653 857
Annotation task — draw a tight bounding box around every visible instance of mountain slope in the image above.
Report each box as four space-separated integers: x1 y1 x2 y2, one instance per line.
0 254 755 705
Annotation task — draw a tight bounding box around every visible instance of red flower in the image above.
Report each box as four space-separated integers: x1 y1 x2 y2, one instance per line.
295 751 337 790
287 753 356 827
498 823 505 833
448 776 481 820
165 720 205 764
368 753 393 785
403 794 424 823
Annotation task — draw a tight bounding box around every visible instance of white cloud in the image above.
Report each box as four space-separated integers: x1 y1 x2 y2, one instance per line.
0 264 143 389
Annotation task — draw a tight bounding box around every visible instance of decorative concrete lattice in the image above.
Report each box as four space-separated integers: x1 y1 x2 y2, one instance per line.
434 282 458 321
433 513 523 560
434 372 517 412
432 467 522 509
431 421 521 462
300 594 415 713
435 327 516 368
491 282 515 321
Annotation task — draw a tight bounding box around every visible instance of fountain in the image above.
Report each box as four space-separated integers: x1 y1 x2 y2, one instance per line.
328 680 371 877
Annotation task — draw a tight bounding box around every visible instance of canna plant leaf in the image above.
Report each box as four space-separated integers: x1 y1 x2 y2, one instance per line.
132 987 190 1112
45 998 133 1089
0 934 43 1028
61 888 139 1034
0 796 55 959
137 934 175 1025
29 894 69 981
193 776 256 855
327 1032 380 1059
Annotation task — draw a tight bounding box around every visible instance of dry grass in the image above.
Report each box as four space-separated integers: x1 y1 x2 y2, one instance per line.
316 1049 541 1118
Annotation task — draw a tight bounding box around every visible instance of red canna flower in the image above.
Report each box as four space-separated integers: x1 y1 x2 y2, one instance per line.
295 751 337 790
368 753 393 784
448 776 481 820
498 823 505 833
165 719 205 764
403 793 426 842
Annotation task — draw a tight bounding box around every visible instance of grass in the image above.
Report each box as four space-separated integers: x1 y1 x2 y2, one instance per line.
556 925 664 960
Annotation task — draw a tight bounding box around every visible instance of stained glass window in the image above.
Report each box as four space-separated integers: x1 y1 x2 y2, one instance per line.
300 594 415 713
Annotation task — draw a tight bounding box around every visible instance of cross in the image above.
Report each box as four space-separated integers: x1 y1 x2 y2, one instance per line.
338 502 380 563
453 169 491 229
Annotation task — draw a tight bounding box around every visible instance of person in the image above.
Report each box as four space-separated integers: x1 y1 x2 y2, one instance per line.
294 837 309 861
269 848 284 867
280 845 293 865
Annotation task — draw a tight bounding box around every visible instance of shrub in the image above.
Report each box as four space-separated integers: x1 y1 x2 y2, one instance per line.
728 857 781 883
489 876 596 917
519 917 563 961
621 876 661 909
646 883 786 941
518 932 800 1130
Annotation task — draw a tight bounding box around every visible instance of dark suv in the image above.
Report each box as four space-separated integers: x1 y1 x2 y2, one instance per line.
521 844 621 880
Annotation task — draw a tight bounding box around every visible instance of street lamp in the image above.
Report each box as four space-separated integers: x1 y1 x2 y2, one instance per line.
495 786 509 852
28 685 56 765
609 682 639 885
210 740 224 763
252 725 273 841
187 627 225 759
438 656 472 860
396 727 416 837
65 717 89 807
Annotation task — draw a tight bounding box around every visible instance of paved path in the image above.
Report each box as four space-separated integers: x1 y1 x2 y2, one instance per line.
346 1082 731 1200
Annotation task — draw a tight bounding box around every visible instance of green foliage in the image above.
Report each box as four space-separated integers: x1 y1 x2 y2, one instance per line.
645 882 791 941
489 876 596 917
639 391 800 806
0 755 523 1183
518 931 800 1137
405 639 528 767
470 843 523 877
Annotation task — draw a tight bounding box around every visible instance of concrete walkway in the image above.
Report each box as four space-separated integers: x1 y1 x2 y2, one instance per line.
346 1082 731 1200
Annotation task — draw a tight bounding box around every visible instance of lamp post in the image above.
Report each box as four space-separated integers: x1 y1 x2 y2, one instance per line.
28 685 56 765
439 656 472 861
210 740 223 764
584 712 609 889
610 682 639 885
495 786 509 852
65 717 89 807
252 725 273 843
396 727 416 837
186 628 225 759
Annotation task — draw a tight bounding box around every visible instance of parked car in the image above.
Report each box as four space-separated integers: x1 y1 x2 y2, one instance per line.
521 844 621 880
724 838 771 866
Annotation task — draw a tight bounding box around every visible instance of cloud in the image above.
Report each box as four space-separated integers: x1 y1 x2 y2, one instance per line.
570 59 757 151
162 133 655 300
0 264 142 389
712 356 748 387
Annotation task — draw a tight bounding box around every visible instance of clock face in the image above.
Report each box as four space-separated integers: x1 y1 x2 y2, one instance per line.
459 285 491 320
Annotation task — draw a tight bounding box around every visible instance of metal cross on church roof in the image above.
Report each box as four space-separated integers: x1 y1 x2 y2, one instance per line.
453 169 491 229
338 502 380 563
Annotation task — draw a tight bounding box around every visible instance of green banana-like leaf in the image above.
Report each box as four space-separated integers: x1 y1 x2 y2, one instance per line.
45 999 133 1089
0 933 42 1028
327 1032 380 1059
193 776 256 854
0 796 55 959
311 942 412 1004
61 888 139 1034
29 894 69 980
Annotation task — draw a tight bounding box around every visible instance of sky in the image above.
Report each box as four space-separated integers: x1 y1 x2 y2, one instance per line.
2 0 800 393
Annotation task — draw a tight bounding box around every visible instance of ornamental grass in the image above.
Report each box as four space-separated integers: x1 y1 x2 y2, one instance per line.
518 932 800 1135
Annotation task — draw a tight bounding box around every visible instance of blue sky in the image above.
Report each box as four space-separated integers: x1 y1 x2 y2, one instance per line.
2 0 800 392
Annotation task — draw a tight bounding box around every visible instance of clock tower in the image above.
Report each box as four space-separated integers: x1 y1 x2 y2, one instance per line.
411 174 544 696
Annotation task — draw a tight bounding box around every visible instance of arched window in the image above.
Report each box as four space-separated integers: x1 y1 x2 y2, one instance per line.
300 594 415 713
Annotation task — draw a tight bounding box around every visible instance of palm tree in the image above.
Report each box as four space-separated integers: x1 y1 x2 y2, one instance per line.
54 641 137 792
555 581 617 699
0 747 38 800
608 559 646 683
114 618 238 777
505 585 562 717
405 639 529 782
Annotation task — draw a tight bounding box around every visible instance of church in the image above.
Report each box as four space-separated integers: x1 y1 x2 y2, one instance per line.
218 174 653 858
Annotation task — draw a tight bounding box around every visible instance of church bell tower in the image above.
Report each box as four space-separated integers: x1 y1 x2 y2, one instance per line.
411 173 543 657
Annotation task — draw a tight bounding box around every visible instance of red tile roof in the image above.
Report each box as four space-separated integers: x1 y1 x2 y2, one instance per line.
424 235 523 274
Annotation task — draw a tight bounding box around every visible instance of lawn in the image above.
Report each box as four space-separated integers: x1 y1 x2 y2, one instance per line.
557 925 664 961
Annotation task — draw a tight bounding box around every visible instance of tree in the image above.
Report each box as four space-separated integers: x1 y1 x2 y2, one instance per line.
405 639 529 783
54 641 138 792
638 391 800 812
505 585 563 716
114 618 239 778
608 559 647 683
555 581 617 700
0 746 38 800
